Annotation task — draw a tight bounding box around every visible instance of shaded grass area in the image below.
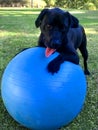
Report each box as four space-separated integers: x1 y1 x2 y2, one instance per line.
0 8 98 130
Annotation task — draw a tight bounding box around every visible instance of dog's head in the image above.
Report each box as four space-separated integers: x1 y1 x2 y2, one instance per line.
35 8 79 57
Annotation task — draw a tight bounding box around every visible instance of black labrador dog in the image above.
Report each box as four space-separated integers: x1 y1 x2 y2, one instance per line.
35 8 90 75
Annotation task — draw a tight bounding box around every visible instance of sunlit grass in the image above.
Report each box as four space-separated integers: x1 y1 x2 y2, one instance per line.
85 28 98 34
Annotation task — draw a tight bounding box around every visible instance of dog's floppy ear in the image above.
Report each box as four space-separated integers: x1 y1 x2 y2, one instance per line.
65 12 79 28
35 9 49 28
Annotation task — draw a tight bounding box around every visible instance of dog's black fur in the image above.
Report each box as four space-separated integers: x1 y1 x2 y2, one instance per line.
35 8 90 75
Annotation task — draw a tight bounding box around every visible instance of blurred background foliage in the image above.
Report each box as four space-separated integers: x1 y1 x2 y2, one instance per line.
0 0 98 10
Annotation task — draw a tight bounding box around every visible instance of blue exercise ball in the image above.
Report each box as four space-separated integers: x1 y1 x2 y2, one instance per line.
1 47 87 130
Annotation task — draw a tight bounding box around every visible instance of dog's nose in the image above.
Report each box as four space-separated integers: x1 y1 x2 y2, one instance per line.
51 40 61 48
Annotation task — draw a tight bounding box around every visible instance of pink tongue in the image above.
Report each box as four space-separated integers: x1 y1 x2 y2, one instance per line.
45 47 56 57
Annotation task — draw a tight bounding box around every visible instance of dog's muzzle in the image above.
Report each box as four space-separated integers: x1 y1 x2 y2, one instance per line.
50 39 61 49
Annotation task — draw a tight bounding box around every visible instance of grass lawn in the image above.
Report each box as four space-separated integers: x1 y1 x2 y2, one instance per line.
0 8 98 130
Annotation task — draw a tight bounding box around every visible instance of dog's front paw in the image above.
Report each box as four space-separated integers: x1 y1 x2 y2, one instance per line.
84 69 90 75
47 60 60 74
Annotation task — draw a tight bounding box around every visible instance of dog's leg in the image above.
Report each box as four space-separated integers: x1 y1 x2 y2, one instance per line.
47 52 79 74
79 46 90 75
47 44 79 74
78 27 90 75
79 32 90 76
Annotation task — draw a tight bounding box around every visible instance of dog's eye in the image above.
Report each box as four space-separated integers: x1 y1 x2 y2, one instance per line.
46 24 52 30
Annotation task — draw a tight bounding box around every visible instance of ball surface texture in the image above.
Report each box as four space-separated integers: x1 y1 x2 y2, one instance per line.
1 47 87 130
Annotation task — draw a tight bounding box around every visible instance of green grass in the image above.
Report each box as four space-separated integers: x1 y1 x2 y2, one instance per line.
0 8 98 130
